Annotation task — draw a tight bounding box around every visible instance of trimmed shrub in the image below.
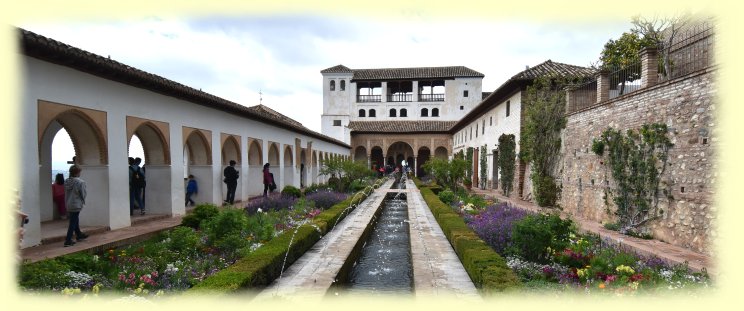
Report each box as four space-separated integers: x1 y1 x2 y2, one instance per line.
202 208 250 253
167 226 200 254
438 189 455 205
509 213 574 263
181 203 220 229
281 185 302 198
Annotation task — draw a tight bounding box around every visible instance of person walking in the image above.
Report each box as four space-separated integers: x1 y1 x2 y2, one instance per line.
63 165 88 247
223 160 239 204
185 174 198 207
262 163 273 197
52 173 67 219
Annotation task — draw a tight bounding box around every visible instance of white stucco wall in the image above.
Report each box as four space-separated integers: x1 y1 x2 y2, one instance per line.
20 56 349 248
453 91 523 188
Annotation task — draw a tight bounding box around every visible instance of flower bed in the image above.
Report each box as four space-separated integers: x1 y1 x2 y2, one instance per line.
463 201 712 294
18 184 364 297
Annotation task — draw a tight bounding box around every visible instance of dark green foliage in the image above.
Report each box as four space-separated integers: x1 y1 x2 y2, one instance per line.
189 183 383 293
594 123 673 230
246 212 276 242
280 185 302 198
509 213 574 263
497 134 516 196
167 226 200 254
19 260 71 290
202 208 249 253
480 145 488 189
181 203 220 229
531 174 559 208
521 76 573 207
347 179 366 193
422 157 467 192
437 189 455 205
591 138 606 156
465 147 474 181
603 222 621 231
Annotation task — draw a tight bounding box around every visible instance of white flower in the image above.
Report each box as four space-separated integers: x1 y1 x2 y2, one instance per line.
257 208 263 213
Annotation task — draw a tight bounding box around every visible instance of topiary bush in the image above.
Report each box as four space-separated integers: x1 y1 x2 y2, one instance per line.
281 185 302 198
437 189 455 205
509 212 574 263
181 203 220 229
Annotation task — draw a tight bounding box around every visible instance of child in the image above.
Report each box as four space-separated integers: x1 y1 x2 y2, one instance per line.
185 174 198 207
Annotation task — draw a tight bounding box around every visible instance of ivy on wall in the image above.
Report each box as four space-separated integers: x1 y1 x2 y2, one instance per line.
592 123 673 231
498 134 516 197
480 144 488 189
521 76 572 207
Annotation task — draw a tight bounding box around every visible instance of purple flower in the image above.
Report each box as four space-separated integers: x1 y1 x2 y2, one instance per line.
467 202 532 254
305 190 347 210
245 195 297 214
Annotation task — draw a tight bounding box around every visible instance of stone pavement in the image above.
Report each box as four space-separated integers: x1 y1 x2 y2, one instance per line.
254 179 480 302
469 188 716 276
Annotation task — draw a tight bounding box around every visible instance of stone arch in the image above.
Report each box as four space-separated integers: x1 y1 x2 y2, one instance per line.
434 146 449 159
417 146 431 176
283 145 294 188
184 130 211 165
300 149 307 188
38 103 110 234
247 139 263 196
40 108 107 165
312 150 319 184
386 141 414 169
221 135 241 165
370 146 384 171
354 146 368 164
268 143 280 165
129 121 170 165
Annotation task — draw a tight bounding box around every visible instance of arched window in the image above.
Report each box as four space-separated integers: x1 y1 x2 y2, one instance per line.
330 80 335 91
400 108 407 117
359 109 366 117
389 109 397 117
340 80 346 91
421 108 429 117
432 108 439 117
369 109 376 117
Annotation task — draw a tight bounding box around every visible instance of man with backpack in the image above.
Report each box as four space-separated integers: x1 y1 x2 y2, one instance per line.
129 157 146 215
223 160 239 204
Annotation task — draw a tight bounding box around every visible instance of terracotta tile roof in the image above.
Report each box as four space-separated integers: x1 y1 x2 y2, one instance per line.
320 64 353 73
246 104 304 128
19 28 349 148
509 60 595 80
451 60 593 132
322 64 484 80
347 121 457 133
352 66 484 81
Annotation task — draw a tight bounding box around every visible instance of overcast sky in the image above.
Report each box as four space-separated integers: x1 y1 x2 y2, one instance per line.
21 15 634 132
19 13 643 170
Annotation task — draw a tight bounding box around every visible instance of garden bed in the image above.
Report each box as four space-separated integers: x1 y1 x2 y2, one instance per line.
19 178 386 298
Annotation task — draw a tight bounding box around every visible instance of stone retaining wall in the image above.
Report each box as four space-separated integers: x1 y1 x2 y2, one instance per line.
559 68 717 255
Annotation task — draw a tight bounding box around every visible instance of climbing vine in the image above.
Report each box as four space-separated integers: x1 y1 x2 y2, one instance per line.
480 144 488 189
465 147 474 182
521 76 571 207
498 134 516 197
592 123 673 231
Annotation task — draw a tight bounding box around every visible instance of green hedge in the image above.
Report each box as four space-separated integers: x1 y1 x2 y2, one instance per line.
417 185 520 293
189 178 385 294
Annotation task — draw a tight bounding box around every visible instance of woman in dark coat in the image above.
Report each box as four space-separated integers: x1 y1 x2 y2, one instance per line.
262 163 273 197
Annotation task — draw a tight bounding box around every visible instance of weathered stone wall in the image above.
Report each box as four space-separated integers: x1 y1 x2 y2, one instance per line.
559 68 717 255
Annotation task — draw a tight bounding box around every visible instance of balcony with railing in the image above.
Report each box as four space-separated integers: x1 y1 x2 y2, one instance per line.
357 95 382 102
387 93 412 102
419 93 445 102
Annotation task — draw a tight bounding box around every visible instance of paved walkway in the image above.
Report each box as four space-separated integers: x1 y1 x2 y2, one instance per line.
470 188 716 276
254 179 479 302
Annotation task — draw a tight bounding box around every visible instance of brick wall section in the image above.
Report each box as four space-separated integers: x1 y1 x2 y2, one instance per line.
559 68 716 255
